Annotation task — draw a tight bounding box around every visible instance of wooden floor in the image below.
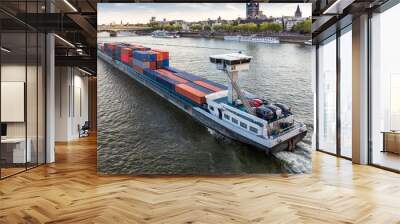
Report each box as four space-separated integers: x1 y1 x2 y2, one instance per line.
1 135 400 224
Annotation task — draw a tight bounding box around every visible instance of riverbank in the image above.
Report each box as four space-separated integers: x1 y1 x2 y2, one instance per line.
172 32 311 44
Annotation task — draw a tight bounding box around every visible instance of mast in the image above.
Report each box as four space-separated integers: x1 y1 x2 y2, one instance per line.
209 53 255 115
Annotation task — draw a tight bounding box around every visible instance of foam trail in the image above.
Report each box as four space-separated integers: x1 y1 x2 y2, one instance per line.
272 142 312 173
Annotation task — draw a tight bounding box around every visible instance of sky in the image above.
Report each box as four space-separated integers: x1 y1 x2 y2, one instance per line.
97 3 311 25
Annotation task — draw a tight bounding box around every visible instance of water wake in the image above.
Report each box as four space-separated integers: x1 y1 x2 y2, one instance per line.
272 142 312 174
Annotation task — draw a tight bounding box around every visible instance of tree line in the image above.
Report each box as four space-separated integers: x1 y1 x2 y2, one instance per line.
148 19 311 34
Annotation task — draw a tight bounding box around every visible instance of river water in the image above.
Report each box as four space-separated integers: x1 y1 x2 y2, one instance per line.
97 35 314 174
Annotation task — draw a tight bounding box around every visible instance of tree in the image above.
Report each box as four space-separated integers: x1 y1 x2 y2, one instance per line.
268 23 283 33
237 23 257 32
203 24 211 31
258 22 282 33
292 19 311 34
190 24 202 31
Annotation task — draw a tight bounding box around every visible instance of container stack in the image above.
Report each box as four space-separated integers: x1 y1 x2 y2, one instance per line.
99 42 228 106
132 50 157 73
104 43 116 58
121 48 133 66
152 49 169 68
143 68 187 91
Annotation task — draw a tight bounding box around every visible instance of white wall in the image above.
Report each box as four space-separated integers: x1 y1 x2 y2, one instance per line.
55 67 89 141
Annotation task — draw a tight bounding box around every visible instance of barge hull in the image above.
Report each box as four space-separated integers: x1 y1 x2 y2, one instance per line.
98 51 306 153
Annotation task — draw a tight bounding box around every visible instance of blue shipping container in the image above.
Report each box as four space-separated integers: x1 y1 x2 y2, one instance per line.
162 59 169 67
164 66 203 82
186 82 213 94
143 68 161 80
133 51 157 62
133 59 149 69
155 75 179 90
203 79 228 90
143 68 178 90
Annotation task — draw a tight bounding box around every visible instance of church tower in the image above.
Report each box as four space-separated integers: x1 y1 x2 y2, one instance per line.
246 2 259 20
295 5 302 18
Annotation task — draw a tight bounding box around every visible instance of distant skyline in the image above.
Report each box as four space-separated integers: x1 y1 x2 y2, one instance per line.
98 3 311 25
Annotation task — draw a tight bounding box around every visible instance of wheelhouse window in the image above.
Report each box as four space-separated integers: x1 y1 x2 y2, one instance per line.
249 126 258 134
232 117 238 124
223 114 230 120
240 122 247 129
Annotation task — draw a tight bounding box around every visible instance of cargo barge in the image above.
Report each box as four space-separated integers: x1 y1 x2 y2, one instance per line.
97 42 307 153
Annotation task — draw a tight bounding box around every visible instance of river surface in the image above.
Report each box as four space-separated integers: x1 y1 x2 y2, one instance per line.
97 35 314 174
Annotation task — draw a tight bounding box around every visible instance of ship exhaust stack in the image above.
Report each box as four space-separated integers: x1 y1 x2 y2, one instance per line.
209 53 255 114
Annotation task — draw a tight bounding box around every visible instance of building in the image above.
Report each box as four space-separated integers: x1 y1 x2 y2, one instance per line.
0 0 399 223
246 2 259 20
295 5 302 18
246 2 267 20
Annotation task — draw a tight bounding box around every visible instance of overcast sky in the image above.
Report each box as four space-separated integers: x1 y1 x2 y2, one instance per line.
98 3 311 25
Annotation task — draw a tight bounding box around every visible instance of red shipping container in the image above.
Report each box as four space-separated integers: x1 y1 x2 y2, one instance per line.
121 55 130 64
175 84 206 105
121 47 133 55
152 49 169 60
193 80 223 92
156 69 188 83
149 61 157 70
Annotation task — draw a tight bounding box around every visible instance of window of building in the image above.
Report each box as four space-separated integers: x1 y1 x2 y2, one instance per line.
317 35 337 155
0 5 46 179
370 4 400 171
340 27 352 158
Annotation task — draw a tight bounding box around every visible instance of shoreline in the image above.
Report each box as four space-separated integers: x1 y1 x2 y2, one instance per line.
178 33 310 44
99 31 311 45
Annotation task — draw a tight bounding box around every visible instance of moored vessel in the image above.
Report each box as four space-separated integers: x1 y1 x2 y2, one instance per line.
151 30 180 38
224 35 280 44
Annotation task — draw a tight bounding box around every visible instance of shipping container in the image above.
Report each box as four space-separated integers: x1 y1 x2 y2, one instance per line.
164 67 203 82
133 50 157 62
156 61 163 69
121 47 133 65
162 59 169 67
194 80 225 92
152 49 169 60
202 79 228 90
133 59 150 69
149 61 157 70
186 82 214 94
143 68 160 80
156 69 188 83
155 74 180 90
175 84 207 105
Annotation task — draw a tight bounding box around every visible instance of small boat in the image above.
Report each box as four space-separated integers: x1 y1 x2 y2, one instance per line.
117 31 133 37
151 30 180 38
304 40 312 45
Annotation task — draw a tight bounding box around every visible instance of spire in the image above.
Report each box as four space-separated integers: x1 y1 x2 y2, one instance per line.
295 5 302 18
